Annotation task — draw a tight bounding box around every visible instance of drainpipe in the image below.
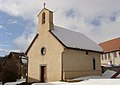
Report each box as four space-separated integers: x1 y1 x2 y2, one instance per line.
61 52 63 81
61 48 66 81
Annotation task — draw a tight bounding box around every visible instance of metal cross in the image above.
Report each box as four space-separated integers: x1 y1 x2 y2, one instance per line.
44 3 46 8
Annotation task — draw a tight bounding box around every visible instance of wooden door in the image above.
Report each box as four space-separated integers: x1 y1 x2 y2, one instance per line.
40 66 46 82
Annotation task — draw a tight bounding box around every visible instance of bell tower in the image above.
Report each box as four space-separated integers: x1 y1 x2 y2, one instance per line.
38 6 54 34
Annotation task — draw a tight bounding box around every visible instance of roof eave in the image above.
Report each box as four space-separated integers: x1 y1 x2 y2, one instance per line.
25 34 39 55
66 47 103 53
103 49 120 53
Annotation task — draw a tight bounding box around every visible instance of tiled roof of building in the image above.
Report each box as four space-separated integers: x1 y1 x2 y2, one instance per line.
51 26 103 52
99 37 120 52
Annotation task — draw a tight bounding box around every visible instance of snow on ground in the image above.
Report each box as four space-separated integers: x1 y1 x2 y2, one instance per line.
32 81 68 85
71 79 120 85
4 79 25 85
32 70 120 85
73 76 106 81
32 79 120 85
4 70 120 85
0 82 2 85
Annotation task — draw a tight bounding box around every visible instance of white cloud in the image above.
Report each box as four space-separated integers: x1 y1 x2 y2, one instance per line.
0 25 3 28
0 48 9 53
8 19 18 24
5 32 12 35
0 0 41 21
0 0 120 51
94 21 120 43
0 44 9 47
13 32 35 52
0 48 21 56
116 16 120 22
0 24 6 30
0 31 12 36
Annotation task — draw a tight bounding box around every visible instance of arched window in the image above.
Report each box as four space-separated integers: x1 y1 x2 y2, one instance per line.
42 12 45 24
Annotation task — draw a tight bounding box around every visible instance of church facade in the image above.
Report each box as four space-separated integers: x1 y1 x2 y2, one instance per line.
26 8 102 82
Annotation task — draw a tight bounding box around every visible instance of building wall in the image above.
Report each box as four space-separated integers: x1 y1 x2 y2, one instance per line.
62 49 102 79
27 9 64 82
101 50 120 65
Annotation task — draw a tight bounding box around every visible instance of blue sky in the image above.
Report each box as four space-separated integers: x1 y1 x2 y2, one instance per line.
0 10 36 56
0 0 120 56
0 11 23 56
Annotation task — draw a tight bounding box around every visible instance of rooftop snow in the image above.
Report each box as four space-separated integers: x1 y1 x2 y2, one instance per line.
51 26 103 52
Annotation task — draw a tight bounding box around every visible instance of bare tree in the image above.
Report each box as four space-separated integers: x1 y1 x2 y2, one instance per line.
1 60 19 84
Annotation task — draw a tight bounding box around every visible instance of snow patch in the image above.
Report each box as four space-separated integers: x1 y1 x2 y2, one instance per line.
4 79 25 85
32 79 120 85
73 76 104 81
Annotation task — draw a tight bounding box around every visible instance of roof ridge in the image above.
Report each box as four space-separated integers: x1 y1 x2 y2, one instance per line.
54 25 84 34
